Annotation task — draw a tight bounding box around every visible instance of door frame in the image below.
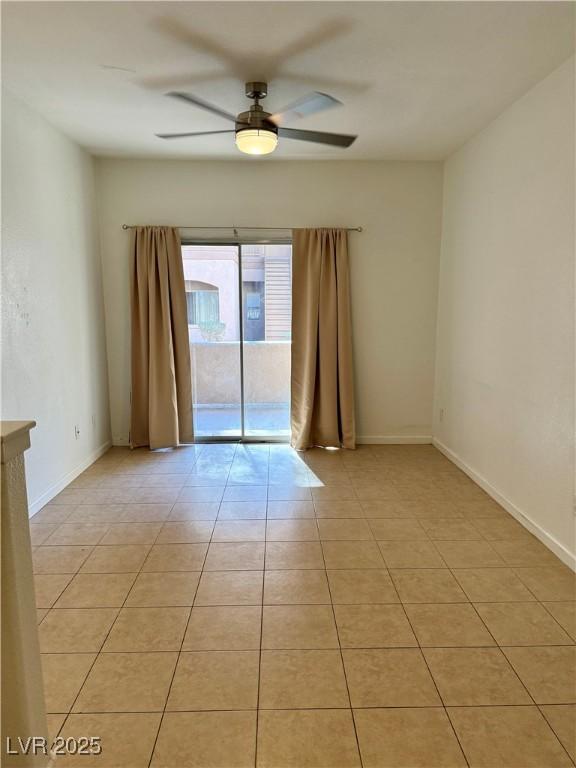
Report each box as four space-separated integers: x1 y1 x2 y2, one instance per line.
181 237 292 444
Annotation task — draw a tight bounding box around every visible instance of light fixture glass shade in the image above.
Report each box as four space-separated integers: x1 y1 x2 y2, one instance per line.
235 128 278 155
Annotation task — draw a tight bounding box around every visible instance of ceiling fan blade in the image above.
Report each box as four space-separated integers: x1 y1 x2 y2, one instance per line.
269 92 341 126
278 127 357 148
166 92 237 123
156 130 235 140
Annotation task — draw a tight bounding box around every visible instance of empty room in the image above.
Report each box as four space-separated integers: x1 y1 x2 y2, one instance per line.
1 2 575 767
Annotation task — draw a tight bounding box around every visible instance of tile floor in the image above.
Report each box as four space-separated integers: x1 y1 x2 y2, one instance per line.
30 443 576 767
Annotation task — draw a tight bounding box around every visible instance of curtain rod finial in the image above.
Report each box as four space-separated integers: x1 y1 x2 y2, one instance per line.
122 224 129 230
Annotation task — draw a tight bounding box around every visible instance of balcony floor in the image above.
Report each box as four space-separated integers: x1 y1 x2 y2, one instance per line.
193 404 290 438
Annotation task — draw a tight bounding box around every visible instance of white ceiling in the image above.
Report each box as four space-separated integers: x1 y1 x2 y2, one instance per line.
2 1 574 160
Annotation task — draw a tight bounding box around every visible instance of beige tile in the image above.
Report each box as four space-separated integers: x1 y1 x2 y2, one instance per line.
354 707 467 768
204 542 264 570
259 650 349 708
343 648 441 707
471 517 534 540
317 519 372 541
434 541 505 567
103 606 189 651
66 504 126 524
327 569 399 604
514 567 576 601
266 519 319 541
143 543 208 571
314 500 365 518
448 706 573 768
257 709 361 768
73 652 177 712
492 538 562 567
359 500 414 518
378 540 446 568
31 506 75 525
39 608 118 652
41 653 96 713
54 573 136 608
312 486 358 502
30 524 59 545
34 574 73 608
262 605 339 649
402 500 463 519
475 602 574 645
424 648 531 705
119 504 172 523
419 519 484 540
155 521 214 543
368 519 428 540
168 502 219 521
44 523 109 546
503 646 576 703
99 523 162 545
183 606 261 650
322 541 385 569
404 603 495 647
126 572 200 607
178 486 225 503
264 569 331 604
33 546 93 574
265 541 325 569
391 569 467 603
212 520 266 542
195 570 263 605
452 568 536 602
218 501 267 519
267 501 315 518
543 602 576 640
540 705 576 763
37 609 49 623
152 711 256 768
268 486 313 501
167 650 259 710
57 713 161 767
81 545 150 573
335 604 417 647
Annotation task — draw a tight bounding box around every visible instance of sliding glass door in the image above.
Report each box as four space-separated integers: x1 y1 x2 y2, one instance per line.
182 242 292 441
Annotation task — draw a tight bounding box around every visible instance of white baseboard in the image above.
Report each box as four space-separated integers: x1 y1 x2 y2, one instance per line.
433 438 575 571
28 439 112 518
357 435 433 445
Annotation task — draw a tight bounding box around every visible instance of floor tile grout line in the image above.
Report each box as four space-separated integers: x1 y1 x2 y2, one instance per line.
316 506 365 768
389 568 472 768
145 447 223 768
254 449 271 768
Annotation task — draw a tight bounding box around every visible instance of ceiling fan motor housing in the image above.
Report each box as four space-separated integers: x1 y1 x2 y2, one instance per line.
236 82 278 136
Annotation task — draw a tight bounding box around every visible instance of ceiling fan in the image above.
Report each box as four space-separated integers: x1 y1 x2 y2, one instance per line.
156 81 357 155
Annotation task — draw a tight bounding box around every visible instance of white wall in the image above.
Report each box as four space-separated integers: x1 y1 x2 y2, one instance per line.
96 160 443 445
1 91 111 513
434 58 575 566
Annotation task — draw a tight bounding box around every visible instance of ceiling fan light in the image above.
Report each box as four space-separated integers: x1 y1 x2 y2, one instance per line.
235 128 278 155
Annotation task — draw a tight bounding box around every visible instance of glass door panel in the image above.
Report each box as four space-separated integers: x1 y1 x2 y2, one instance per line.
241 244 292 438
183 244 242 438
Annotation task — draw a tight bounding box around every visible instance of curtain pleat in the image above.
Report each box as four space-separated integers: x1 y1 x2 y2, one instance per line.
130 226 193 449
291 228 356 450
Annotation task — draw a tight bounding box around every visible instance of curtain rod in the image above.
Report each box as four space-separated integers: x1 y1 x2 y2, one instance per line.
121 224 363 232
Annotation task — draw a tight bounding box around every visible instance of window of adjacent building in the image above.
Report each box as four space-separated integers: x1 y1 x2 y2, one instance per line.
186 289 220 326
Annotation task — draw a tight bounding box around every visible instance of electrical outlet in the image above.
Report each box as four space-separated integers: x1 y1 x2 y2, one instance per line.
439 408 445 423
91 414 96 431
74 425 80 440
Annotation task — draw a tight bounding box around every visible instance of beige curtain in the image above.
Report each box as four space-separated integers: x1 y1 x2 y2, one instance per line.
291 228 356 450
130 226 193 449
